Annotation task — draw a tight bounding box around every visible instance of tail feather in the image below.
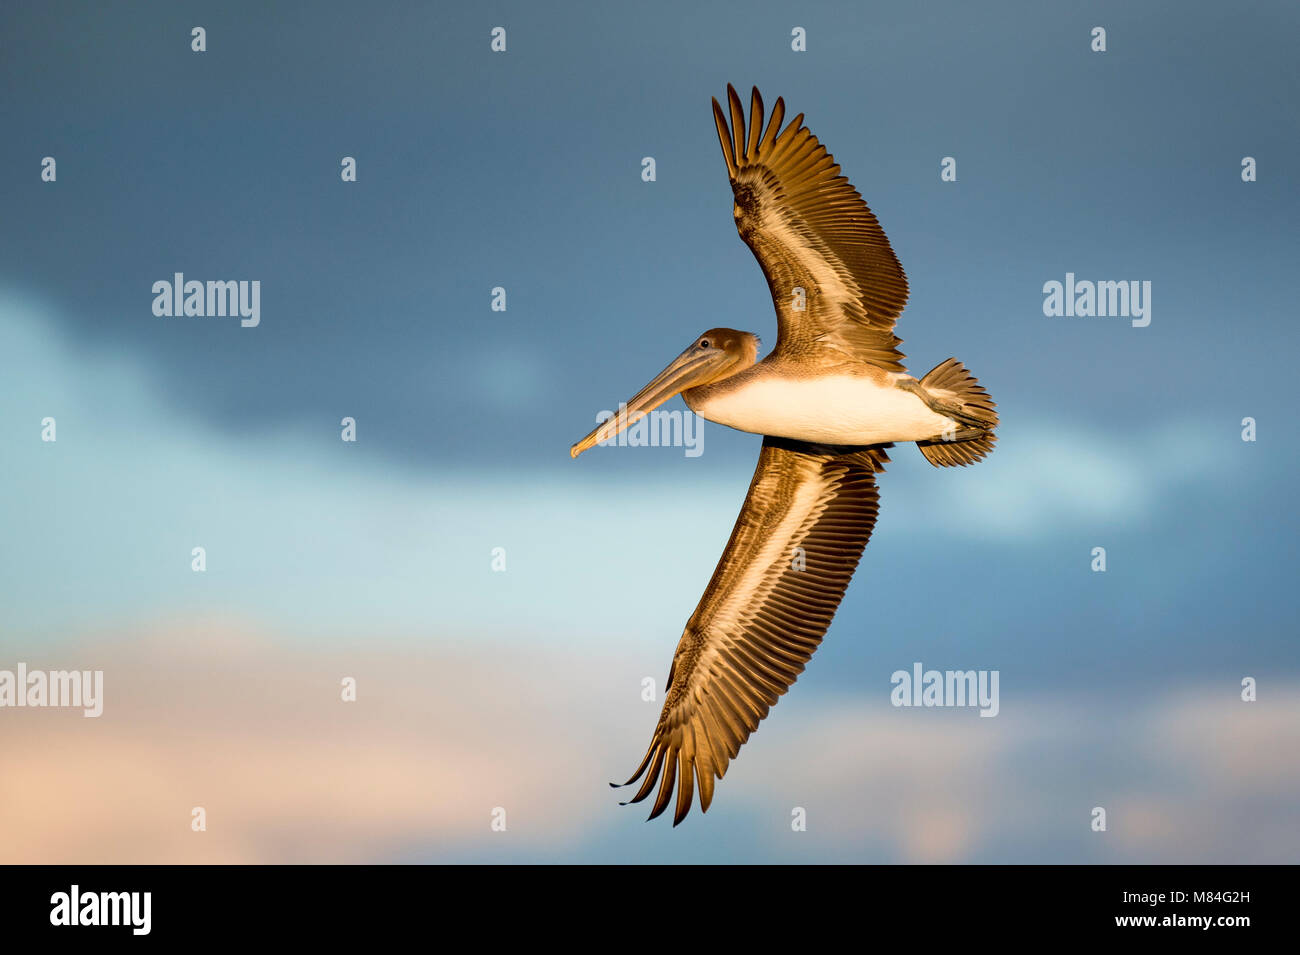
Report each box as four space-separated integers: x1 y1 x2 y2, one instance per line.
916 358 998 467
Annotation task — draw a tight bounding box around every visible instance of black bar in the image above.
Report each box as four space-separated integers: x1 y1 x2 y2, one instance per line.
1 864 1284 940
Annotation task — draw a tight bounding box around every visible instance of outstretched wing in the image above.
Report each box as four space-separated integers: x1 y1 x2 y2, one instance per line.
713 84 909 371
617 437 889 824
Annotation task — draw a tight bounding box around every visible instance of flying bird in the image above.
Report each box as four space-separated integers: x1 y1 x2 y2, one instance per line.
570 85 999 825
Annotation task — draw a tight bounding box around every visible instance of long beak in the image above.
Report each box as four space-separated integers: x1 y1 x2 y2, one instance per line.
570 348 724 458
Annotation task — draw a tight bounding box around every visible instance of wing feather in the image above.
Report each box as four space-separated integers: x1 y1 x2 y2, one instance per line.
617 437 889 823
712 84 909 370
712 99 737 177
727 85 746 165
746 87 764 158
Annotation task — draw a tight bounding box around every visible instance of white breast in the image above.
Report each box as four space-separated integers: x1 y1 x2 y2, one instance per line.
689 374 955 445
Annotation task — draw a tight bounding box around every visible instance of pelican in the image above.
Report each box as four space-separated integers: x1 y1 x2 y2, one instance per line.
570 85 998 825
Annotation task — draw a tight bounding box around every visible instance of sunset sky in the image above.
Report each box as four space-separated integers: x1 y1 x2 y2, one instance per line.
2 0 1297 862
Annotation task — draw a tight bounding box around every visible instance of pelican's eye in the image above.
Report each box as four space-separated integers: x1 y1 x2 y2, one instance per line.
700 338 711 349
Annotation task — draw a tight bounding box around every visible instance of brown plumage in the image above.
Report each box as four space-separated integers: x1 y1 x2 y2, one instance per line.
616 439 889 825
576 85 998 825
713 84 910 371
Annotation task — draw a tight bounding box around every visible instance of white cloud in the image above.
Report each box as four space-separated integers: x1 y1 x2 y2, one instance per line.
2 624 1294 863
0 288 1249 649
883 417 1241 540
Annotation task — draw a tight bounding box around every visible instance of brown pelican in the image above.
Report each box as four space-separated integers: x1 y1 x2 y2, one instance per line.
570 85 998 825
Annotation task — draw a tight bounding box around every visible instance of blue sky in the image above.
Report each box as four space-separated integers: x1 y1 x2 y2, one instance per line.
1 0 1297 862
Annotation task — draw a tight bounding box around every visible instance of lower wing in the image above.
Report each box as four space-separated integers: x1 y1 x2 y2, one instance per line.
616 436 890 824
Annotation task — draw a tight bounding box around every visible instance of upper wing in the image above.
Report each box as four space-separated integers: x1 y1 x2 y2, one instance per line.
617 437 889 824
713 84 909 371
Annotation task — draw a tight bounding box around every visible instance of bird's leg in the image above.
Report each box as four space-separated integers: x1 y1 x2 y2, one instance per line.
896 377 989 430
923 426 986 444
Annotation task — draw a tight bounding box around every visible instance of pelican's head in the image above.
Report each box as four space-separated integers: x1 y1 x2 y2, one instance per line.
570 328 759 459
